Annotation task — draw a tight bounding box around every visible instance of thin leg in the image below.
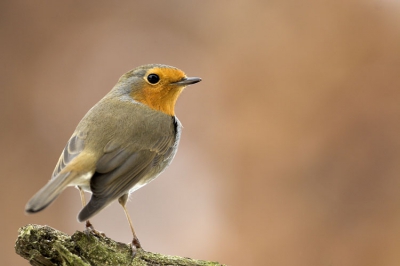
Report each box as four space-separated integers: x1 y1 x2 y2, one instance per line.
77 186 105 236
77 186 94 229
118 194 141 249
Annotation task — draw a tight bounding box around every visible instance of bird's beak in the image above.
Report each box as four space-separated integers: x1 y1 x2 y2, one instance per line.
172 77 202 86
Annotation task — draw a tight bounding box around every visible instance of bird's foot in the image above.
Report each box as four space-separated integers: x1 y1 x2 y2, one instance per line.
84 220 105 237
130 237 142 257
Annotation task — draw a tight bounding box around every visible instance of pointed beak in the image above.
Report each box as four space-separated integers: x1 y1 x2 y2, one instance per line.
172 77 202 86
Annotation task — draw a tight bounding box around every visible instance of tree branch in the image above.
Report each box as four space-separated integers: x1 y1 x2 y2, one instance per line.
15 224 224 266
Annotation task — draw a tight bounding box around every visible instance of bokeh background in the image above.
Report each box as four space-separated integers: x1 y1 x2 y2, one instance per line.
2 1 400 265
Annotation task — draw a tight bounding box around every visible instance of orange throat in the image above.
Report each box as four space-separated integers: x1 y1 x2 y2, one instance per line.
131 87 183 116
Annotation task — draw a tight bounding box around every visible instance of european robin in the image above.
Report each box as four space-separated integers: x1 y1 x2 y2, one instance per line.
25 64 201 252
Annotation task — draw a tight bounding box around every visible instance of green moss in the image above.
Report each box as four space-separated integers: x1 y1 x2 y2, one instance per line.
15 224 225 266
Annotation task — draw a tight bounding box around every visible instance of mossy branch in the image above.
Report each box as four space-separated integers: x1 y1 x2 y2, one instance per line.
15 224 224 266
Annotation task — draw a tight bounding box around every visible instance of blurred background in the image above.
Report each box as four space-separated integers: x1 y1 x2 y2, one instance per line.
1 0 400 265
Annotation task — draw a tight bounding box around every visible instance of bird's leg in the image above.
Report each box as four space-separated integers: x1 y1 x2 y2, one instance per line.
78 186 93 229
118 194 141 255
78 186 104 236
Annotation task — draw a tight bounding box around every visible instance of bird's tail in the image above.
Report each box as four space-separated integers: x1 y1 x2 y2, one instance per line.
25 171 84 214
78 195 110 222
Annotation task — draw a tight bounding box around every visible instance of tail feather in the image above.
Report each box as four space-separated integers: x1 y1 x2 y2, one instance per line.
78 196 110 222
25 171 78 213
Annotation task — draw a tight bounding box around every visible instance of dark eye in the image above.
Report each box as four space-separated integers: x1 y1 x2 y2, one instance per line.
147 74 160 84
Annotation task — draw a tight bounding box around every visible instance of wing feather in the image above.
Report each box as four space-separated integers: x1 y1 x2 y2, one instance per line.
52 132 86 178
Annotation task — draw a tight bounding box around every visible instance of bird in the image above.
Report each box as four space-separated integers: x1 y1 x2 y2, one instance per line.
25 64 201 252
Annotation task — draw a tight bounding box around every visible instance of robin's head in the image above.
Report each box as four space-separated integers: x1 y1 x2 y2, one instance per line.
116 64 201 116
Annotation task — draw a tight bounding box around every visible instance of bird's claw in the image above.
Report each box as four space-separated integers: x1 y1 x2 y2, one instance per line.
84 221 105 237
130 237 142 258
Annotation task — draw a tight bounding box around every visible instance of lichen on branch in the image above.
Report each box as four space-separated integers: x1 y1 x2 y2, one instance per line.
15 224 223 266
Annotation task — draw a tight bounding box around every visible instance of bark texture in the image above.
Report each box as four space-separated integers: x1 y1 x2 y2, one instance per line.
15 224 224 266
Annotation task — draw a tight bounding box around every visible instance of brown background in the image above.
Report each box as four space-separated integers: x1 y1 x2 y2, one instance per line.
2 1 400 265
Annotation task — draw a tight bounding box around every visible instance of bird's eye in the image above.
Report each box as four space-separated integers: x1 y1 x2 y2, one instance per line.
147 74 160 84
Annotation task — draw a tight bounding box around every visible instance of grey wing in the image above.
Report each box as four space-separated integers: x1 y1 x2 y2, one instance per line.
77 135 176 222
52 132 86 178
